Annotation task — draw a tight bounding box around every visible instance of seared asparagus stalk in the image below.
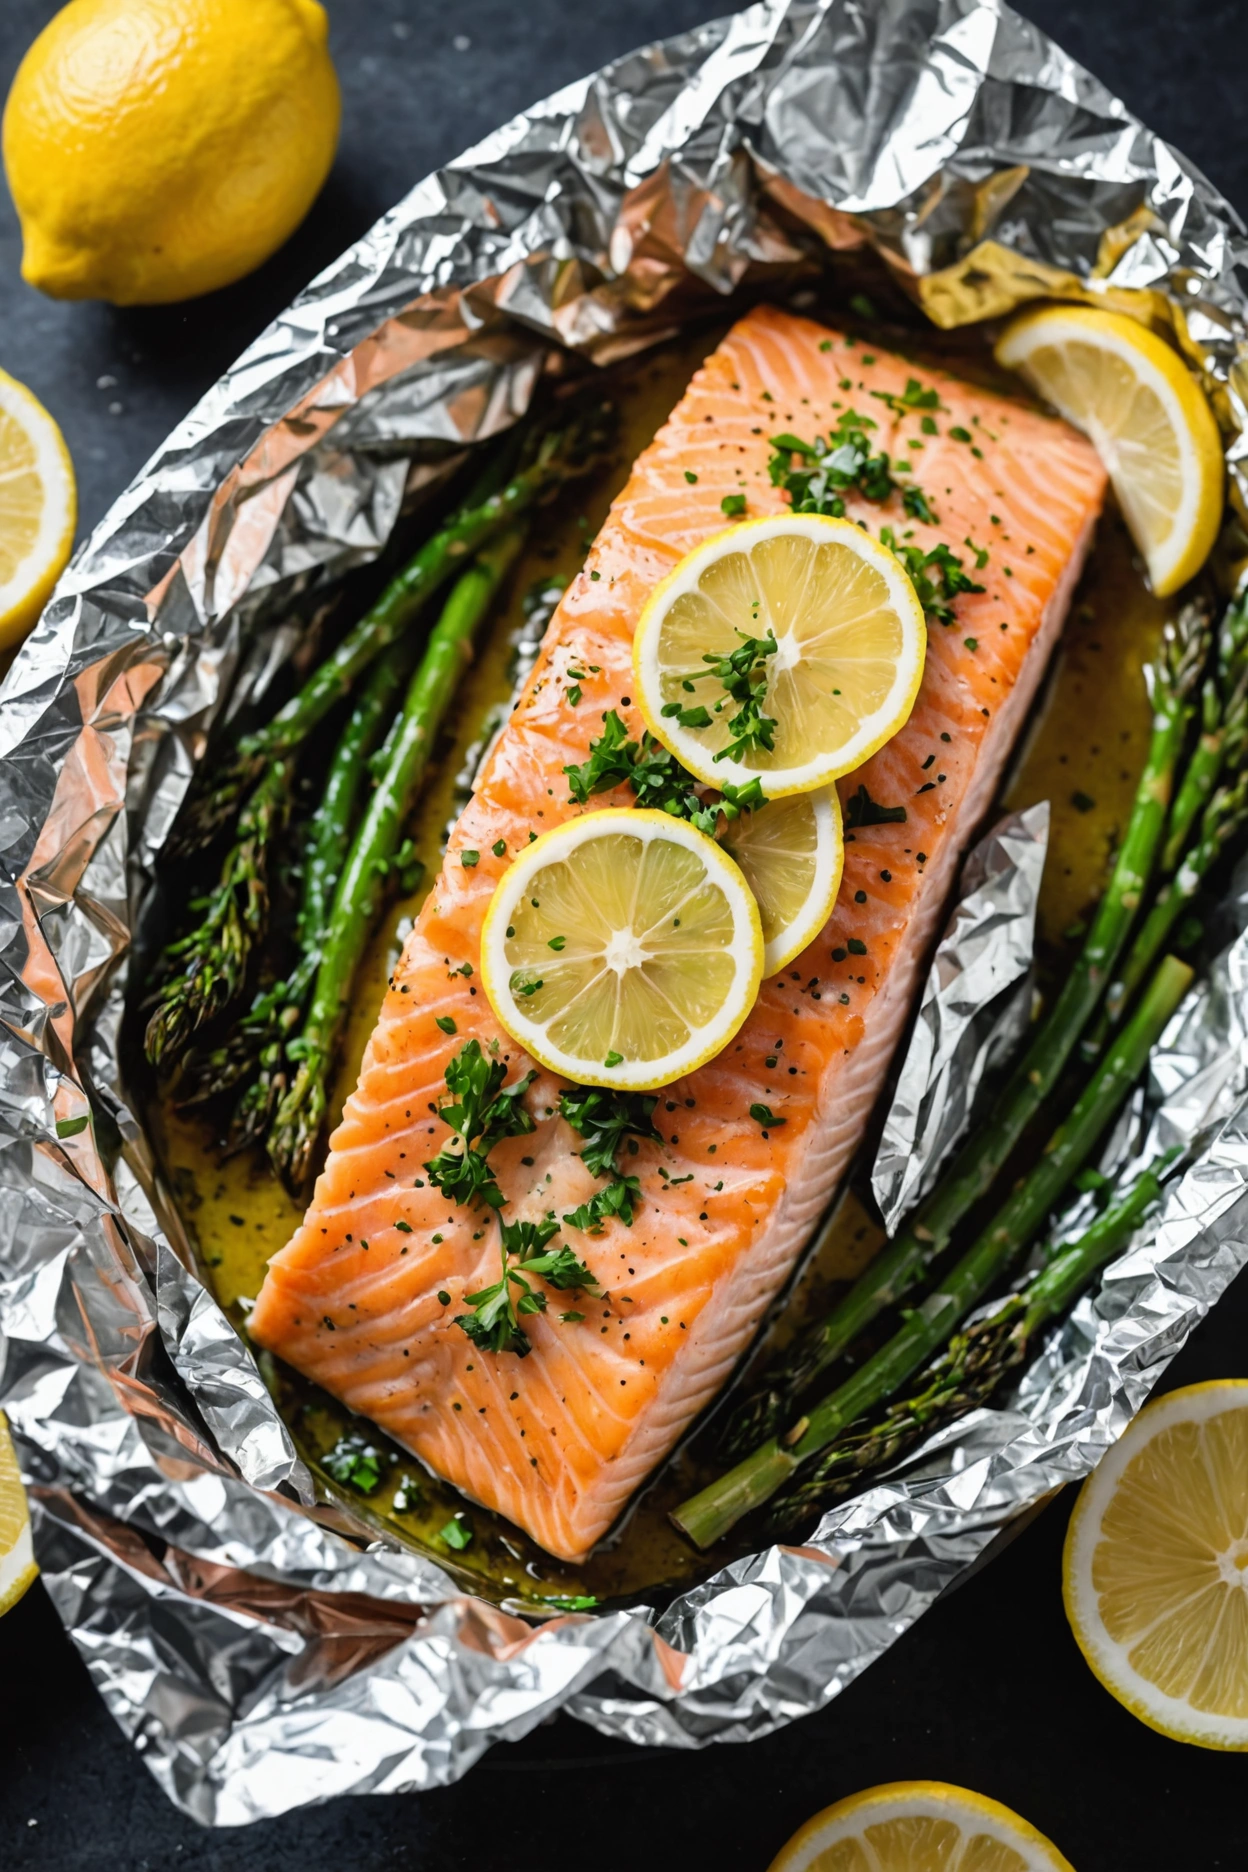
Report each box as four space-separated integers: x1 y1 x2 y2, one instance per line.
766 1151 1175 1537
268 528 526 1191
144 754 295 1068
717 606 1209 1459
673 954 1193 1549
171 408 611 855
177 641 411 1120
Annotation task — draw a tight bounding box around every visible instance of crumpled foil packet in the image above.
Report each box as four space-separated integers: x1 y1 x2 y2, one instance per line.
872 801 1048 1233
3 0 1248 1826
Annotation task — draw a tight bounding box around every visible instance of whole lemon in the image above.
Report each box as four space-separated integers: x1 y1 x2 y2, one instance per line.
2 0 340 305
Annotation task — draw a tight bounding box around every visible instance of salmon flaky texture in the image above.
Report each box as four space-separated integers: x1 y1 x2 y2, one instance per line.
250 304 1107 1563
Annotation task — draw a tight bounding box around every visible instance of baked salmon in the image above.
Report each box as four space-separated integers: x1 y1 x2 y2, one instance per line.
250 304 1107 1563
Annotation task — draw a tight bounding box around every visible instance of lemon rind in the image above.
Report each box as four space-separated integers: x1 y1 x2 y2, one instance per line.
767 1779 1075 1872
480 807 764 1091
0 367 76 650
995 304 1223 599
1062 1377 1248 1752
632 513 927 799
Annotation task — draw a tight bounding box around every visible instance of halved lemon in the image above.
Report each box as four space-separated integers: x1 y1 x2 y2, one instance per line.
0 1411 36 1618
1063 1378 1248 1749
633 514 926 798
0 368 76 651
480 808 763 1091
767 1781 1074 1872
995 306 1222 598
719 784 843 976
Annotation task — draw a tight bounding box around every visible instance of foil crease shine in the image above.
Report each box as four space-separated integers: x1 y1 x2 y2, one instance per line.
2 0 1248 1825
872 801 1049 1234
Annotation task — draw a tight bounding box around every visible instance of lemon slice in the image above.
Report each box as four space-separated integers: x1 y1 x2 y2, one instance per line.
767 1781 1074 1872
0 1411 36 1619
0 368 76 652
480 808 763 1090
995 306 1222 598
1064 1378 1248 1749
719 784 843 976
633 514 926 798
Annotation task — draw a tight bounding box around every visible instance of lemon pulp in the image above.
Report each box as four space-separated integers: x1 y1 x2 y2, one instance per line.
719 785 842 976
480 809 762 1091
0 367 75 650
634 514 926 797
995 306 1222 598
1064 1378 1248 1748
767 1781 1074 1872
0 1411 36 1618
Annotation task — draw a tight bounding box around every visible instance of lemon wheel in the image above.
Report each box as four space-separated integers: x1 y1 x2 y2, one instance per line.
719 784 843 976
995 305 1223 598
0 369 75 651
767 1781 1074 1872
633 514 926 797
0 1412 36 1619
1064 1378 1248 1749
480 808 763 1091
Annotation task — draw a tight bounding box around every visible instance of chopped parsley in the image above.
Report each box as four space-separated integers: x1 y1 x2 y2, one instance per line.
440 1514 474 1550
559 1086 662 1178
565 711 766 835
688 629 779 765
750 1102 786 1128
456 1212 601 1357
879 527 984 625
721 492 747 518
424 1039 535 1211
322 1433 386 1495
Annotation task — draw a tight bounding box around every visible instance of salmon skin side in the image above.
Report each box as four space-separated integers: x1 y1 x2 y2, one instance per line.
250 305 1107 1564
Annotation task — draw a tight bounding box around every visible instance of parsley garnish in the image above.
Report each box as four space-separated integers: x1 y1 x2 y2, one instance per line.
688 629 779 765
768 413 894 514
322 1434 386 1494
533 1592 601 1611
440 1514 473 1550
564 712 766 834
750 1102 786 1128
563 1172 643 1234
868 376 942 416
424 1039 536 1211
880 527 985 625
456 1211 601 1355
844 783 908 828
559 1087 662 1177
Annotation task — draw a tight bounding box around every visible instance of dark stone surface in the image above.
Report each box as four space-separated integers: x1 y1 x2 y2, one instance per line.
2 2 1248 1867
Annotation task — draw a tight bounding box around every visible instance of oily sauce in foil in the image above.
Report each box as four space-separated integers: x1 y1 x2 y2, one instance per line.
148 319 1169 1613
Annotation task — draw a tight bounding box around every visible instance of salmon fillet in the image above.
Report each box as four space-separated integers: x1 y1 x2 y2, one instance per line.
250 305 1107 1563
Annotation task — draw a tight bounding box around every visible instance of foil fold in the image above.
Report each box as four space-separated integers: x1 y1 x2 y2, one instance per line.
872 801 1048 1234
3 0 1248 1824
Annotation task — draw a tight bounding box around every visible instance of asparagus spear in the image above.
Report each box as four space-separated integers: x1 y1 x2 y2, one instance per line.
1158 594 1248 876
178 641 411 1119
268 529 526 1191
1088 769 1248 1048
766 1152 1175 1537
171 408 611 855
716 606 1209 1460
1086 598 1248 1046
144 754 295 1068
673 954 1193 1549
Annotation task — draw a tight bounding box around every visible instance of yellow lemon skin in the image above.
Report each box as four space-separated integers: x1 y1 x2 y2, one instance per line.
3 0 340 306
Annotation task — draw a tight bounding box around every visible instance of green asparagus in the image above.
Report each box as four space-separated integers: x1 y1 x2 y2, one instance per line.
144 753 295 1067
673 954 1193 1549
177 641 410 1124
171 408 611 854
766 1152 1175 1537
267 528 526 1190
716 606 1209 1460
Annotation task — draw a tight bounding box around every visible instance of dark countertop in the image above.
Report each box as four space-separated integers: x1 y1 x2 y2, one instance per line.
3 3 1248 1868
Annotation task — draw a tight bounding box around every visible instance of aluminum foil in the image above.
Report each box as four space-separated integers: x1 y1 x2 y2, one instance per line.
3 0 1248 1825
872 801 1048 1234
